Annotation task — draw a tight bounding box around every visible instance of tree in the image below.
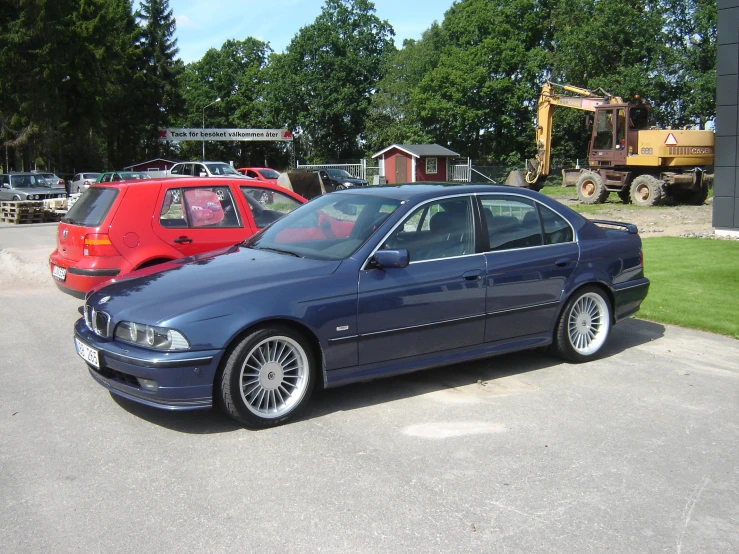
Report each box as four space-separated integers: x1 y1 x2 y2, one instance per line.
265 0 395 161
179 38 279 166
412 0 550 162
137 0 183 156
364 26 444 154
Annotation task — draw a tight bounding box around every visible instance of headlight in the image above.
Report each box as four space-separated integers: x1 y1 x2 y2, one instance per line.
114 321 190 351
343 182 353 187
32 194 39 199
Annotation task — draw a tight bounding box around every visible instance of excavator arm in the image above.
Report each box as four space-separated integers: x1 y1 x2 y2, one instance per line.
523 82 622 185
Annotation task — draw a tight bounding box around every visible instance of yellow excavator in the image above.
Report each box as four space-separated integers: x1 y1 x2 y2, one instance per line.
507 81 714 205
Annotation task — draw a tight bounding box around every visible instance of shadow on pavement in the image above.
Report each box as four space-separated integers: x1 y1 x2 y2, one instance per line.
112 317 665 434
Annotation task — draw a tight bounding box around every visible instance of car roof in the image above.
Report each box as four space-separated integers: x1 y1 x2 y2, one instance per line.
94 177 295 192
333 183 545 201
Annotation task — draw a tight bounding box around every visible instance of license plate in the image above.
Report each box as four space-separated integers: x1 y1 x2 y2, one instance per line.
52 264 67 282
75 337 100 369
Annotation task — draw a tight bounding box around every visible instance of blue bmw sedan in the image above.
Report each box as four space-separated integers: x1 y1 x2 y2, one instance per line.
74 184 649 428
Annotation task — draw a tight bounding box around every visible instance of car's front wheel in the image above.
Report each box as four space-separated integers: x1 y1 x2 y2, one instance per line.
219 325 315 428
554 286 611 363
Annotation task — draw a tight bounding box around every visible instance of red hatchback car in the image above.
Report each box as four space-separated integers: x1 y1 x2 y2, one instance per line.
50 178 306 297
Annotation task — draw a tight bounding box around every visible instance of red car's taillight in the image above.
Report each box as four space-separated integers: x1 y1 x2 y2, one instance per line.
84 234 119 257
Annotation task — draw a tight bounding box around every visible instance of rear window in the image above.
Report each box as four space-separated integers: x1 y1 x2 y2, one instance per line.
62 187 119 227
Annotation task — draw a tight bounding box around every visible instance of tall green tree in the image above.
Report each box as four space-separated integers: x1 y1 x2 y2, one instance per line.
178 38 280 165
265 0 395 161
137 0 183 157
412 0 550 162
364 25 444 154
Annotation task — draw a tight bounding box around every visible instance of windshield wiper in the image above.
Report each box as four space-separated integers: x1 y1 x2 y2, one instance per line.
254 246 302 258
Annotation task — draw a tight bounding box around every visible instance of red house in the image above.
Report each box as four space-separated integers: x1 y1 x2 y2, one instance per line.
123 158 178 172
372 144 460 184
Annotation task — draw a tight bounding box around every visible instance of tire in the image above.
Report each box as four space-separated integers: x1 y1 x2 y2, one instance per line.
630 175 664 206
76 186 82 194
219 325 315 428
553 286 611 363
12 195 21 201
335 185 346 191
576 171 609 204
683 185 708 206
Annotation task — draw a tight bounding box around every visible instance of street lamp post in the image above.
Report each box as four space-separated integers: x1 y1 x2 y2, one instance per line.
202 97 221 160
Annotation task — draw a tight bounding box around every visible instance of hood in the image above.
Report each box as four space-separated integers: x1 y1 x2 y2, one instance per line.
87 246 342 325
343 177 369 185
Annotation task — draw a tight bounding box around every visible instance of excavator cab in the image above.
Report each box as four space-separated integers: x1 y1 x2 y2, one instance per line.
588 104 652 167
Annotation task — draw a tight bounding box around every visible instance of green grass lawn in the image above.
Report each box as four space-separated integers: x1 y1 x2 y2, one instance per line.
639 238 739 338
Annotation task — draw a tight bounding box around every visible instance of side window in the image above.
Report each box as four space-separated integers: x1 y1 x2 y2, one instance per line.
101 174 112 182
1 175 8 185
195 164 207 177
159 189 187 228
183 164 193 176
240 187 302 228
111 173 122 182
247 170 258 178
73 174 80 182
182 187 241 228
170 165 181 175
538 204 574 244
319 170 329 181
382 197 474 262
480 196 542 251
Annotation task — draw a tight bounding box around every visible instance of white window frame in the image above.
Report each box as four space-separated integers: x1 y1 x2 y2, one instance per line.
426 157 438 175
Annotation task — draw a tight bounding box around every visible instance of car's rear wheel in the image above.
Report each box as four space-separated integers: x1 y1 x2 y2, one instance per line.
219 325 315 428
554 286 611 363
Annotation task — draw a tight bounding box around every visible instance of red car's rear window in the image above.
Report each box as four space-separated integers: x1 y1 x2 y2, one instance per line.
62 188 119 227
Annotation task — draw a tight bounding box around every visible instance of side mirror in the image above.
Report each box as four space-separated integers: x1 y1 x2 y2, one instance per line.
373 249 409 269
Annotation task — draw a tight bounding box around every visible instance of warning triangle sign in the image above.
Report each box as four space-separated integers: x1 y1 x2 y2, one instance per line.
665 133 678 146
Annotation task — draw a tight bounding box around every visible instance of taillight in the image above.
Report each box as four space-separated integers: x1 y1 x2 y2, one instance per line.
84 234 119 257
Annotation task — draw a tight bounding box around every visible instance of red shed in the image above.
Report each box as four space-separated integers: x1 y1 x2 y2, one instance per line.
123 158 178 172
372 144 460 184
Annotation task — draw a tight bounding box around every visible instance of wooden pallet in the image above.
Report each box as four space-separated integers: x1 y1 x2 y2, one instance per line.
0 213 45 224
1 201 44 217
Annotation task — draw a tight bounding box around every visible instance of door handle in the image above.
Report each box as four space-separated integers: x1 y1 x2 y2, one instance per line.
462 270 482 281
554 258 571 268
173 236 193 244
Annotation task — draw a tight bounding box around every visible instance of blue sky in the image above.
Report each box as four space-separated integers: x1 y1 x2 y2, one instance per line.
142 0 453 63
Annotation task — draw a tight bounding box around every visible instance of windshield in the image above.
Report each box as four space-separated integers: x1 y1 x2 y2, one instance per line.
326 169 353 179
246 193 401 260
39 174 63 187
121 172 149 180
260 169 280 179
206 163 240 176
10 175 45 187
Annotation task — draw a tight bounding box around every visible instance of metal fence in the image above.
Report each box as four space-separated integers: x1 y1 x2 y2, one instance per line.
296 159 380 181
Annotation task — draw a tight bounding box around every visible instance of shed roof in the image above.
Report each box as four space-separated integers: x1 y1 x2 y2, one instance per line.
371 143 460 159
123 158 178 169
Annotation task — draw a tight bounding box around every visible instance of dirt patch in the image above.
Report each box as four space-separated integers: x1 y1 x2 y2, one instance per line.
0 249 53 291
563 201 715 237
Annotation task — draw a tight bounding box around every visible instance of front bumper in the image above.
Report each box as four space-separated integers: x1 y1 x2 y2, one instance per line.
74 319 224 411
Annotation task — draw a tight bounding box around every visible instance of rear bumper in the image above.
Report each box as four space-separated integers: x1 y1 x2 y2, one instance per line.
49 250 123 295
75 319 223 411
612 278 650 321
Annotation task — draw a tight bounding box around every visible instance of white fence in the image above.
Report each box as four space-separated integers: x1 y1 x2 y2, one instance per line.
450 158 471 182
296 159 381 182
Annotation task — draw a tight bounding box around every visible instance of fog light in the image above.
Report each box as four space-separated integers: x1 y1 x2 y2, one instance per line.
138 378 158 392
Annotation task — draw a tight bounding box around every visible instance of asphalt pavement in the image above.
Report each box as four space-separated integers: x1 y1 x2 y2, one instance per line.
1 223 738 553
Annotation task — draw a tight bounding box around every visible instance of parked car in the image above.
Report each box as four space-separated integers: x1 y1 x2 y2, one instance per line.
72 184 649 428
70 172 101 193
237 167 281 184
37 172 67 192
311 168 369 190
50 178 306 296
0 172 68 201
96 171 151 183
169 161 248 178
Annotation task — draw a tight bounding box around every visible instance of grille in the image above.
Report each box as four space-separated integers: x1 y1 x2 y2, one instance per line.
85 304 112 338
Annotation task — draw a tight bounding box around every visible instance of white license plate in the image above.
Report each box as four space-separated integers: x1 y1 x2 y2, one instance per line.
75 337 100 369
52 264 67 282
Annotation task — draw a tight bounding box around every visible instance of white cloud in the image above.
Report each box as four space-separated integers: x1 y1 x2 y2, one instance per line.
175 14 199 29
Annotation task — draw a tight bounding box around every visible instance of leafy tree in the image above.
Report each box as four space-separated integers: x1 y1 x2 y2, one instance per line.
265 0 395 161
364 25 444 154
412 0 550 162
137 0 184 157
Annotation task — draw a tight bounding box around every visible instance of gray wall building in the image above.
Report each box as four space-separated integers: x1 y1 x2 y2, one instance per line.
716 0 739 236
